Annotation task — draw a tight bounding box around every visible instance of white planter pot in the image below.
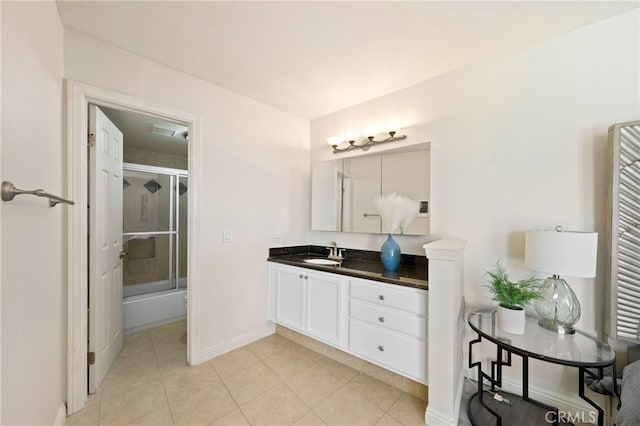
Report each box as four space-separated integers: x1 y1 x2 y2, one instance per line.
497 305 525 335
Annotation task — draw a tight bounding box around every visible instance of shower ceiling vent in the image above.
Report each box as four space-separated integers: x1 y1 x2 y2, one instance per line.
151 124 177 137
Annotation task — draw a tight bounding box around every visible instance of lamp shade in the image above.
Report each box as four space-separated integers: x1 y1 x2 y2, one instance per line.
524 229 598 278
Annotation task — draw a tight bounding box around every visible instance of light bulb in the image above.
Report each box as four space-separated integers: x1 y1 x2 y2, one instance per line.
344 132 358 143
362 127 380 138
327 136 341 147
386 121 400 134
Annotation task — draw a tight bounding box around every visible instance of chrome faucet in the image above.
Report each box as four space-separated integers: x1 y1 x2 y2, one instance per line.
327 241 345 261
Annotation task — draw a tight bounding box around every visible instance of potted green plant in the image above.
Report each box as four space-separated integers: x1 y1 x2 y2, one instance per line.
486 261 542 334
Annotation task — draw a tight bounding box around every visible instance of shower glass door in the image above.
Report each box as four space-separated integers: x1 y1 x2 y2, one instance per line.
122 163 188 298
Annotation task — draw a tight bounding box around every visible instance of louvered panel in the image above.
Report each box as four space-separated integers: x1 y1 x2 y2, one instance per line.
619 286 640 300
620 248 640 268
619 194 640 218
619 203 638 221
609 120 640 344
619 176 640 200
620 165 640 182
619 272 640 290
619 188 640 213
621 125 640 143
619 320 640 329
621 229 640 245
618 296 640 311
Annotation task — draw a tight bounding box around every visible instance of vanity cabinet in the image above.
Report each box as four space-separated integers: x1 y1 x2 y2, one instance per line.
268 262 428 384
348 278 428 383
271 264 346 347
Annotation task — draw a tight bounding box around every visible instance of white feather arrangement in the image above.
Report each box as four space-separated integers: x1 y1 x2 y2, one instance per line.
372 193 419 234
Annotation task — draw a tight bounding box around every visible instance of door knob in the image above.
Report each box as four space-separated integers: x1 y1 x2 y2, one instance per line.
119 251 127 259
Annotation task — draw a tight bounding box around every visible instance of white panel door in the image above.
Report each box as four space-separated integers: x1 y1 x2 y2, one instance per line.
88 105 124 393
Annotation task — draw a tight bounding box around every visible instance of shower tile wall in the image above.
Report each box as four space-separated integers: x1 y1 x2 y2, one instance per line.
125 147 187 170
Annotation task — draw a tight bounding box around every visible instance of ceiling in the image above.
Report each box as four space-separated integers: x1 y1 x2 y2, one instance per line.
57 1 638 119
100 106 188 157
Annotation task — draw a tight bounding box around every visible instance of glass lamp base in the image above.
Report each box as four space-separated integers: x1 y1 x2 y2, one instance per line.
535 275 581 335
538 318 576 335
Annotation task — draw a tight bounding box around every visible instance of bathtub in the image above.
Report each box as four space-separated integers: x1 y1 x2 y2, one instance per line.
123 280 187 334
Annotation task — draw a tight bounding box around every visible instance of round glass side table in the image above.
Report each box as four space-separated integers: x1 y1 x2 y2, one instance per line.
467 312 617 426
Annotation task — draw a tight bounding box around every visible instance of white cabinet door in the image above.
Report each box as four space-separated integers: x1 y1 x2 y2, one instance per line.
275 266 305 331
306 271 343 346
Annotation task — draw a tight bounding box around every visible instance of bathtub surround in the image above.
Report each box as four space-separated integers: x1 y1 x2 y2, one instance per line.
118 159 190 333
123 289 187 334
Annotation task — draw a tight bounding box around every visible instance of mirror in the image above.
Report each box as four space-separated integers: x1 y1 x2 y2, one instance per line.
312 143 430 235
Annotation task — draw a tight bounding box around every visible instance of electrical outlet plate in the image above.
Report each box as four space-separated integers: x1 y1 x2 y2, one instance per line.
273 227 281 239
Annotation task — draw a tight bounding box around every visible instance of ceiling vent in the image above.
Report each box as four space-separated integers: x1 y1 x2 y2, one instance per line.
151 125 177 137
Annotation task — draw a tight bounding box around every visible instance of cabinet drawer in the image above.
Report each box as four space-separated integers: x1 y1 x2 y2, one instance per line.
349 319 426 383
350 300 426 340
350 279 427 316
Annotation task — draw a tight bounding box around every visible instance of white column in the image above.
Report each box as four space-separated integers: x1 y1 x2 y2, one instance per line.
424 239 466 426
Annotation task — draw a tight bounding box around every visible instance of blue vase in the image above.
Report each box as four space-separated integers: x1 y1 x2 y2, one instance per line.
381 234 401 272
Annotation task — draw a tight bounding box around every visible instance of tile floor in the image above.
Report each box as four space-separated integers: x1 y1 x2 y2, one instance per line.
67 320 427 425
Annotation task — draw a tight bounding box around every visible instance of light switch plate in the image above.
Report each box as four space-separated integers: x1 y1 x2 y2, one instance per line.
223 229 232 243
273 227 281 239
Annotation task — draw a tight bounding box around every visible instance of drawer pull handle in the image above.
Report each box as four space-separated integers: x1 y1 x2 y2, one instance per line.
378 345 385 352
299 274 304 279
379 295 385 301
304 275 308 280
378 317 385 323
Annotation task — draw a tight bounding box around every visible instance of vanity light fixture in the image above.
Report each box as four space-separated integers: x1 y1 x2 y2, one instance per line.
327 126 407 153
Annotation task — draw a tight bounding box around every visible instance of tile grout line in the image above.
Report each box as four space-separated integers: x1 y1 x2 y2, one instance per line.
207 363 251 425
217 358 282 422
151 328 177 425
381 391 407 426
240 341 321 424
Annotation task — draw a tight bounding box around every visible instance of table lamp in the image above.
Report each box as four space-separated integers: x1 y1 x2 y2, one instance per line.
524 226 598 334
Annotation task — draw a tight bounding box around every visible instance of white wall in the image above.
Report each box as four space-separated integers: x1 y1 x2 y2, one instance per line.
310 9 639 400
64 30 310 359
1 1 66 424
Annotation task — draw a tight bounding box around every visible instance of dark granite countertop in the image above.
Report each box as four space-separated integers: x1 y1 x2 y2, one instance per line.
268 245 428 290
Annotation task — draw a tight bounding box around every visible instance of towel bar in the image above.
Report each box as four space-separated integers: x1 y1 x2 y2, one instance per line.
1 181 75 207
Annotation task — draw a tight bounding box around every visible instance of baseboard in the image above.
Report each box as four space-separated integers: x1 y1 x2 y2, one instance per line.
464 369 602 418
452 365 465 425
425 406 457 426
500 377 600 419
198 323 276 363
426 361 466 426
54 402 67 426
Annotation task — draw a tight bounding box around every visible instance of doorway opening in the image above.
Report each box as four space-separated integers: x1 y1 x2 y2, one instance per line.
66 81 201 415
99 106 190 334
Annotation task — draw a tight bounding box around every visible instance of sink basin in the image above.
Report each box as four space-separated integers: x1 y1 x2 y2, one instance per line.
304 258 341 266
